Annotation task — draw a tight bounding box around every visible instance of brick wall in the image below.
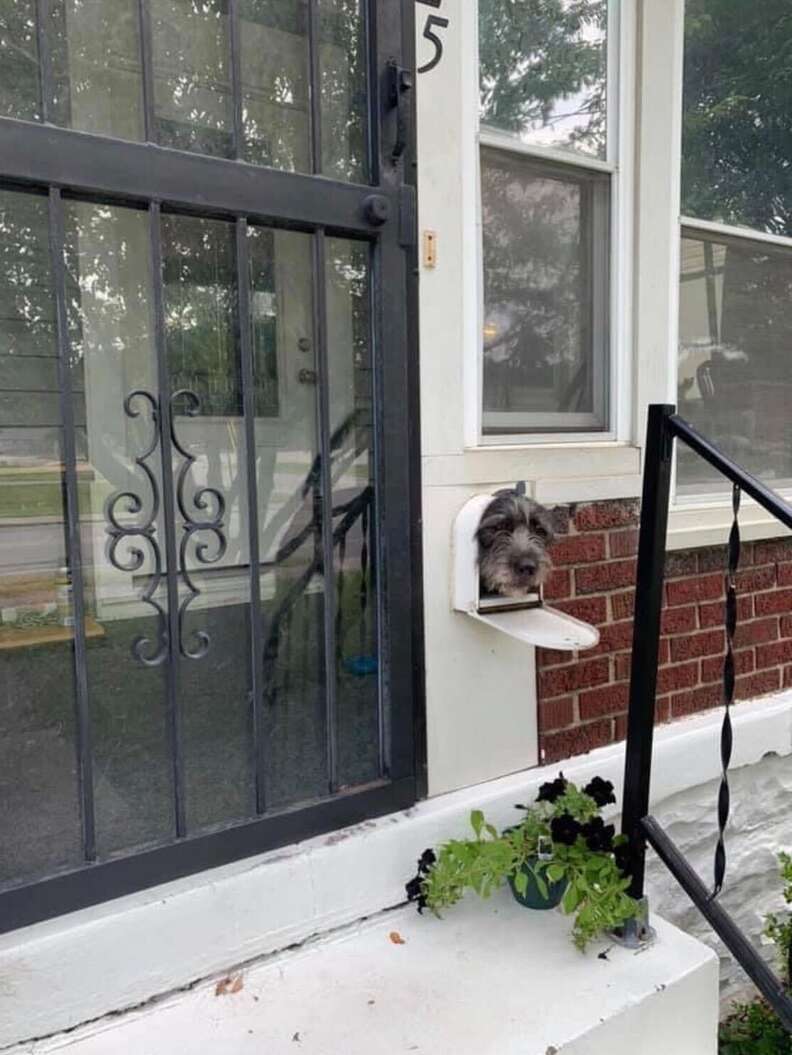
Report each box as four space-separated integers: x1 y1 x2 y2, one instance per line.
538 499 792 764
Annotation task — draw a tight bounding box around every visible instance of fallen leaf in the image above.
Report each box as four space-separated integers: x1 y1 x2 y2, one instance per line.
389 931 406 945
292 1032 301 1043
215 974 244 996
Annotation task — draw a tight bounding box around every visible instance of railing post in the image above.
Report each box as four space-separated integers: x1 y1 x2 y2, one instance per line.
621 404 676 899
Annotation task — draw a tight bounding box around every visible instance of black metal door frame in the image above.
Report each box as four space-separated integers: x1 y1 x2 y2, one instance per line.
0 0 424 933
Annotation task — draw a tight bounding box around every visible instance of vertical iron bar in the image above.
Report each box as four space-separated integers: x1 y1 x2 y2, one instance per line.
313 229 338 793
228 0 244 160
236 217 266 814
307 0 323 174
48 187 97 862
35 0 54 123
149 201 187 837
137 0 156 142
621 404 676 899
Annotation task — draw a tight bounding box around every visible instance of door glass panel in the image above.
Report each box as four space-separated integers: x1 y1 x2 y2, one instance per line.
325 237 379 788
253 227 327 807
318 0 369 182
240 0 311 172
49 0 145 140
62 200 173 858
0 0 41 121
161 213 254 830
151 0 234 158
0 189 83 886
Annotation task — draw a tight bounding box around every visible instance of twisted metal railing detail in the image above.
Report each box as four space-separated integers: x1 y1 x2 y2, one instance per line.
104 388 226 665
713 482 741 897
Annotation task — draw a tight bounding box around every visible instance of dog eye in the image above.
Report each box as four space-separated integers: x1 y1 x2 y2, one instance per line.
531 520 549 539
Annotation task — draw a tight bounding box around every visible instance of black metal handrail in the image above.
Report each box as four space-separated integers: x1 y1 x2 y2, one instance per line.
622 404 792 1031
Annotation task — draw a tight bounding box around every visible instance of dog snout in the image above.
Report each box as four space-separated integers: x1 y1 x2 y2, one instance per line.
514 557 537 578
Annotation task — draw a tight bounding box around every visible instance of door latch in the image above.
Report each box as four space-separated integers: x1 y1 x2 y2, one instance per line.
386 61 413 161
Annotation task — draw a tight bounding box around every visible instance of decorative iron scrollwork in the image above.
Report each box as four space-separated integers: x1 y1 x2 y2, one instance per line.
104 388 227 666
104 390 168 666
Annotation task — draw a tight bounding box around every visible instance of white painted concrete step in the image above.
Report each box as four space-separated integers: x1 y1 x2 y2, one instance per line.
12 894 719 1055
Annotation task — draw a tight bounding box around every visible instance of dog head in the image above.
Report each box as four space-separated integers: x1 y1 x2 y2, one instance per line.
476 490 555 598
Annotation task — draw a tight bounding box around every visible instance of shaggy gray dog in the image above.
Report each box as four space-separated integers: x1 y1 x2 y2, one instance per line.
476 489 556 598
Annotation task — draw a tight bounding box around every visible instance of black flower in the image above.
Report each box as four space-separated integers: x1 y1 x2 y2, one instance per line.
581 817 615 853
550 812 581 846
583 777 616 808
536 774 568 804
405 874 427 913
417 848 436 875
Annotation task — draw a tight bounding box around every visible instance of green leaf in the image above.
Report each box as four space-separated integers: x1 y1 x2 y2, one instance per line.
546 864 565 883
470 810 484 838
562 885 581 915
513 870 529 896
535 874 549 900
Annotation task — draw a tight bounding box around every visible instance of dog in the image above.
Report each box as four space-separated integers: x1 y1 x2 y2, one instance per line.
476 490 555 598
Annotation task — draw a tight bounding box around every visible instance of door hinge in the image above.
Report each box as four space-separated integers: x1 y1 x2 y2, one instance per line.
399 184 417 249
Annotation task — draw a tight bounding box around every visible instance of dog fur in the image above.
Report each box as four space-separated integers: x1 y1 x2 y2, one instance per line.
476 490 555 598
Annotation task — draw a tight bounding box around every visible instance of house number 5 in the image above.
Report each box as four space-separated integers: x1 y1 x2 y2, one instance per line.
417 0 449 74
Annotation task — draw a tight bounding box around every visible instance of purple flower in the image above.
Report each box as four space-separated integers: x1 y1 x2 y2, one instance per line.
405 874 427 913
584 777 616 808
614 841 632 878
537 774 568 804
550 812 581 846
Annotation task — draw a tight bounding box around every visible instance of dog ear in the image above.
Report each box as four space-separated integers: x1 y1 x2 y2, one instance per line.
475 512 506 547
531 503 557 545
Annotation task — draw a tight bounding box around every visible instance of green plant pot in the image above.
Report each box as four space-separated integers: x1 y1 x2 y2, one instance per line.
508 859 567 910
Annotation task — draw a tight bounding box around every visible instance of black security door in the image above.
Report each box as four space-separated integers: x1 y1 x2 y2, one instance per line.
0 0 420 931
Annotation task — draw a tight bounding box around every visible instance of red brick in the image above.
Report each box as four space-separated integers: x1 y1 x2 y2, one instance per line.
574 500 640 532
550 506 572 535
755 589 792 617
670 629 725 662
784 664 792 689
778 563 792 587
756 639 792 669
700 596 753 627
579 682 629 721
781 615 792 637
666 574 723 607
614 698 670 741
553 596 609 626
660 605 697 635
735 565 776 592
615 653 632 680
657 661 699 694
733 617 779 649
551 533 606 567
543 568 571 601
590 620 635 657
538 657 610 698
658 638 670 665
702 649 755 683
671 683 722 718
696 546 727 573
754 539 792 565
576 559 637 595
736 668 781 700
538 696 575 733
611 590 635 621
665 551 699 578
541 719 613 764
537 648 576 668
609 529 639 558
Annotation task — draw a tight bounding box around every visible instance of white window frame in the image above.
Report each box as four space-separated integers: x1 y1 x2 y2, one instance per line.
473 0 635 448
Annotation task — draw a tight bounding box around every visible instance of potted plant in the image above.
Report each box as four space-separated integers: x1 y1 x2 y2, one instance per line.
405 774 639 951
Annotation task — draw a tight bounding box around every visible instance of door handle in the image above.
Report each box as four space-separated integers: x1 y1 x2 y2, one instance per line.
386 61 413 161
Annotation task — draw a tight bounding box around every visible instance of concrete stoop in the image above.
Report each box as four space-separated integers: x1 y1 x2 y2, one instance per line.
7 893 719 1055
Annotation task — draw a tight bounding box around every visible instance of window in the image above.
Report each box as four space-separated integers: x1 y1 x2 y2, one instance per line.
478 0 613 437
678 0 792 495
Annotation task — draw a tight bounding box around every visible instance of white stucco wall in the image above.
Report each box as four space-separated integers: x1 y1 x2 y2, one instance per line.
648 749 792 1005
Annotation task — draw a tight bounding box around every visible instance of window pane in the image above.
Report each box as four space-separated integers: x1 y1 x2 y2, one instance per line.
479 0 608 161
0 0 41 121
62 200 173 858
160 213 254 831
151 0 234 157
0 189 83 887
240 0 311 172
49 0 145 140
682 2 792 236
318 0 369 182
678 231 792 494
324 237 378 788
480 147 609 435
